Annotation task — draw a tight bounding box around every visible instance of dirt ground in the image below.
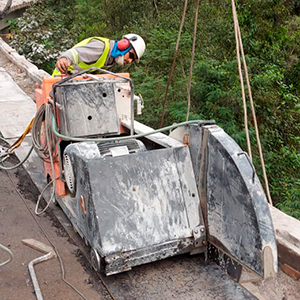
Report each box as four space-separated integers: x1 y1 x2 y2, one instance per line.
1 49 300 300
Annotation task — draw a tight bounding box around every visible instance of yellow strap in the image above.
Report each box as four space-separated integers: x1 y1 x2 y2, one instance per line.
8 118 34 153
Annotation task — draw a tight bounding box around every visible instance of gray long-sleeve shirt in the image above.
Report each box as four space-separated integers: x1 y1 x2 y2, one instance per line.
59 39 116 70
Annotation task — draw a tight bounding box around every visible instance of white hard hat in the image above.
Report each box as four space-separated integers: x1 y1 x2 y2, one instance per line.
123 33 146 62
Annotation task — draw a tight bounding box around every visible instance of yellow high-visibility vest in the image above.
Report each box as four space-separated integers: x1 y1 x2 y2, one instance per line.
52 37 110 77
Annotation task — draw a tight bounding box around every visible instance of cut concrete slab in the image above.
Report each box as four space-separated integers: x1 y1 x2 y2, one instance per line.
0 68 35 138
0 67 46 191
0 101 35 138
0 68 34 102
270 206 300 248
0 38 50 84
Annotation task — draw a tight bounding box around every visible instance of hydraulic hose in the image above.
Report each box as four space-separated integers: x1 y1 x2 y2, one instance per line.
0 145 34 170
51 114 215 143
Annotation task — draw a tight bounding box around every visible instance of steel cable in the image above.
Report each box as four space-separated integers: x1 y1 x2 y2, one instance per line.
0 145 34 170
186 0 200 121
160 0 189 127
34 104 57 215
32 103 57 163
0 243 13 267
231 0 252 160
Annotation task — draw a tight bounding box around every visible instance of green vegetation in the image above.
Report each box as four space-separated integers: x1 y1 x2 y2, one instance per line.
8 0 300 218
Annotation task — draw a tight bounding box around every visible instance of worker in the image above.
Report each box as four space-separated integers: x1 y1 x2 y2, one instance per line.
52 33 146 76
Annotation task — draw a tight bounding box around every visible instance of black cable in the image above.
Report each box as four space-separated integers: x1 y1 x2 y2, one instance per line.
0 146 34 170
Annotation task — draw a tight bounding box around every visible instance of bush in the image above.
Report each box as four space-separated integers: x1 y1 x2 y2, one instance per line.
9 0 77 73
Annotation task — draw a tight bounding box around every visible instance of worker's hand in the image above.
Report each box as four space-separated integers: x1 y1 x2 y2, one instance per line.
56 57 71 74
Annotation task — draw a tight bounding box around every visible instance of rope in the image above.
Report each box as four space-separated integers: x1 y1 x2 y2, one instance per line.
231 0 252 160
231 0 273 205
186 0 200 121
160 0 189 127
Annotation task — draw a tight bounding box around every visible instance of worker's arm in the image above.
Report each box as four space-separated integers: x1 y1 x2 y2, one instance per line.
56 39 106 73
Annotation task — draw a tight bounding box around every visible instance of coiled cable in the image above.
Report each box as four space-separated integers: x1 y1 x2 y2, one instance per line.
34 104 57 215
32 103 57 162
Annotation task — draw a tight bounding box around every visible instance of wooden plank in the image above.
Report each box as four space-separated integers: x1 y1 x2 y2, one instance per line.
281 264 300 280
241 283 268 300
22 238 56 257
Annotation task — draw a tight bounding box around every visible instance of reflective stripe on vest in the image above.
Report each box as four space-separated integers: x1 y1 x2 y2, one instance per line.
52 37 110 77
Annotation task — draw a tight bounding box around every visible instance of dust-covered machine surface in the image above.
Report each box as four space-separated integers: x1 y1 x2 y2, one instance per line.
34 69 278 279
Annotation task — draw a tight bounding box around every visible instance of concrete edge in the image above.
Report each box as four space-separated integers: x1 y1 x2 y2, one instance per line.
269 205 300 278
5 0 39 15
0 37 50 84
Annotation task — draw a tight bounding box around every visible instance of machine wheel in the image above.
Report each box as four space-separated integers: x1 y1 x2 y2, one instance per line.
90 248 101 272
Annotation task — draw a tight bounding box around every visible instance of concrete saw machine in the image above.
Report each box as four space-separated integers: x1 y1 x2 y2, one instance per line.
34 69 277 278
